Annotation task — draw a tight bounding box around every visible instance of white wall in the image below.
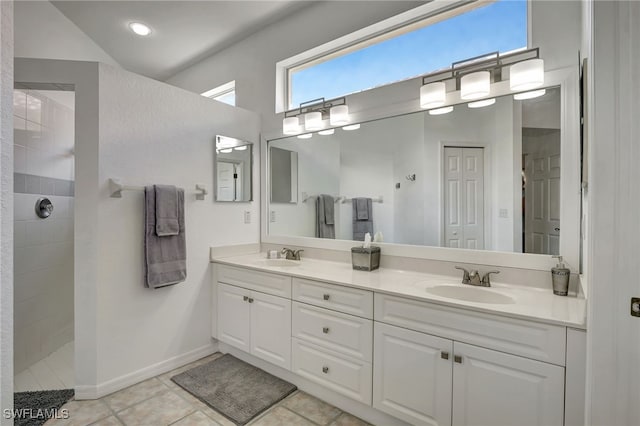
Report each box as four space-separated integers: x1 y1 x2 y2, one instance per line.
95 63 260 386
14 1 119 67
0 0 14 420
13 90 75 372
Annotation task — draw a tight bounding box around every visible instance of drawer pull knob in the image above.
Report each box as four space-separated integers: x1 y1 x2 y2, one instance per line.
322 327 330 334
441 351 449 360
454 355 463 364
243 296 248 302
322 366 329 374
248 298 254 303
323 294 330 301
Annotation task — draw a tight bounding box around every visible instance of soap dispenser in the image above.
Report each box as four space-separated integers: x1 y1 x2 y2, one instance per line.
551 255 570 296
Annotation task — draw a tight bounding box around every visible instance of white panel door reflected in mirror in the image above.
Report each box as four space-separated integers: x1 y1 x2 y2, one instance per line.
214 135 252 202
267 87 563 256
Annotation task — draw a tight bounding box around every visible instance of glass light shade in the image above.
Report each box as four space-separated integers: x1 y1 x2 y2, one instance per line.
329 105 349 125
342 124 360 131
514 89 546 100
420 82 446 109
297 133 312 139
283 116 300 135
304 111 323 131
461 71 490 100
468 98 496 108
428 106 454 115
510 59 544 91
318 129 335 135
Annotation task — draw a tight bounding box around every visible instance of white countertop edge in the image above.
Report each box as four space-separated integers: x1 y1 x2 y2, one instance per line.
211 254 587 330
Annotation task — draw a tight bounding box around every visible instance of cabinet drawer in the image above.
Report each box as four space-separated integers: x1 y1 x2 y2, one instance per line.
292 302 373 362
292 338 372 405
375 294 566 365
292 278 373 318
217 264 291 298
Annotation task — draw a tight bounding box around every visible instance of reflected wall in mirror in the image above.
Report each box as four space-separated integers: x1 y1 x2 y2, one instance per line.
270 147 298 203
268 87 563 255
214 135 252 202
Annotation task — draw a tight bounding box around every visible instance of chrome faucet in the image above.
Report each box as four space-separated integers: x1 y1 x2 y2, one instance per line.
455 266 500 287
281 247 304 260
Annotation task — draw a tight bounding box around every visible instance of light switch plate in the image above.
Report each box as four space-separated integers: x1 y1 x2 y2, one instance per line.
243 211 251 224
270 210 276 223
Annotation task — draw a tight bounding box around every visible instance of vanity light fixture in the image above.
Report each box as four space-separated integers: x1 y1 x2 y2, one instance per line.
428 106 454 115
234 145 248 151
219 148 233 153
129 22 152 36
318 129 335 136
420 82 446 109
468 98 496 108
514 89 546 100
418 48 543 108
282 97 347 135
297 133 313 139
342 124 361 131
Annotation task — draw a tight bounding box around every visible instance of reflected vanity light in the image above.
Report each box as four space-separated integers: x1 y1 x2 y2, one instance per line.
342 124 361 131
461 71 491 100
509 58 544 91
234 145 248 151
514 89 546 100
468 98 496 108
297 133 313 139
304 111 323 131
428 106 454 115
330 105 349 125
420 82 446 109
283 116 300 135
318 129 335 136
219 148 233 153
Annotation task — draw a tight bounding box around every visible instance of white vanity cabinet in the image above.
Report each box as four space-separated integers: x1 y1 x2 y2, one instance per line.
373 294 566 426
216 266 292 370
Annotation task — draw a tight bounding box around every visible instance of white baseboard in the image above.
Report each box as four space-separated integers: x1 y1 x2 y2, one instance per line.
219 343 409 426
75 342 219 400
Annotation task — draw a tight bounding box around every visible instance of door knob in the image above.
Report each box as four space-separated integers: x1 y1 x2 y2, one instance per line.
554 227 560 231
243 296 248 302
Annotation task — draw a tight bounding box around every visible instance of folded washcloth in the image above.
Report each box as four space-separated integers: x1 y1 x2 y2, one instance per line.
355 197 370 220
155 185 180 236
322 194 335 225
145 186 187 288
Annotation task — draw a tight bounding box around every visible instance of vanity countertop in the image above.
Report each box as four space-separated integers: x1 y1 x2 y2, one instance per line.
211 253 587 329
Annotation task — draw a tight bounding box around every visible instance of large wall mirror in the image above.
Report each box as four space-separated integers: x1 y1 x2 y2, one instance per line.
266 78 580 269
214 135 253 202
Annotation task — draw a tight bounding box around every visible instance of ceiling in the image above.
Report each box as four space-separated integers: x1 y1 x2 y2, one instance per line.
51 1 313 81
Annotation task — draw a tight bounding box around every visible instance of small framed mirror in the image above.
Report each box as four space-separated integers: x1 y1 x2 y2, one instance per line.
214 135 253 202
269 146 298 203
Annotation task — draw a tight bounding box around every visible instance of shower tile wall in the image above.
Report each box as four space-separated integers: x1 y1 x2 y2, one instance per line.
13 90 74 373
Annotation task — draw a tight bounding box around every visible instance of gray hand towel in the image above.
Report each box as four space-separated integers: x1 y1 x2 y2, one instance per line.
155 185 179 236
352 198 373 241
322 194 335 225
355 198 369 220
315 195 335 239
145 186 187 289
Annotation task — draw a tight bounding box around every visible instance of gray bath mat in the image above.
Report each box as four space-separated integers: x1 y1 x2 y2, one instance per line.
14 389 74 426
171 354 297 425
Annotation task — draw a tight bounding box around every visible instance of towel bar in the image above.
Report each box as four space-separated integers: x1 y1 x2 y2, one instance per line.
341 196 384 204
109 178 208 200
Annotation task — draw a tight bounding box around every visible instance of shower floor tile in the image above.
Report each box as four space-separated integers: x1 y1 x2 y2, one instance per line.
15 340 74 391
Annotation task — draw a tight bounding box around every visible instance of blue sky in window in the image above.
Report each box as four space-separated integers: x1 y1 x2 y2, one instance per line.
290 0 527 108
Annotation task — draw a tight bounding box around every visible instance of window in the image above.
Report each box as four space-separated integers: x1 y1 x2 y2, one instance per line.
283 0 527 109
202 80 236 106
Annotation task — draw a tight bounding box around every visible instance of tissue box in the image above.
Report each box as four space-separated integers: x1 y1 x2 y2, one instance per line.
351 246 381 271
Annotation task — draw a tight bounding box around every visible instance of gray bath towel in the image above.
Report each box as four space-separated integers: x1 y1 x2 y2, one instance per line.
155 185 179 236
322 194 334 225
145 185 187 289
315 195 335 239
352 198 373 241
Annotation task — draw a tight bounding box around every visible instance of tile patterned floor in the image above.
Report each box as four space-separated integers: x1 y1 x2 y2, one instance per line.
43 352 372 426
15 341 74 391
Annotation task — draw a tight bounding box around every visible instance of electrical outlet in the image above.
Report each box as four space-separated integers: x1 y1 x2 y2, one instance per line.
499 208 508 218
243 211 251 224
270 210 276 223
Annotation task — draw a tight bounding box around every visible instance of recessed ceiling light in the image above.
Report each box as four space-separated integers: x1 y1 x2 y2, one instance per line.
129 22 152 36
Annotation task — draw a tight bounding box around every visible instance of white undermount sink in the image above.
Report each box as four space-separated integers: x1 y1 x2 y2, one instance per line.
425 285 515 304
253 259 301 267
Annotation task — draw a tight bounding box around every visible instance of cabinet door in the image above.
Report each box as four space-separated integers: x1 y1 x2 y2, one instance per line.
250 291 292 369
217 283 251 352
373 323 453 426
452 342 564 426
